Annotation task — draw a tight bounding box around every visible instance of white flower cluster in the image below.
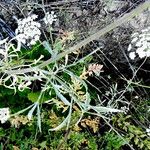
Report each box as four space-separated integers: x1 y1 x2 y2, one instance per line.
128 26 150 60
43 11 57 25
0 108 10 123
15 14 41 46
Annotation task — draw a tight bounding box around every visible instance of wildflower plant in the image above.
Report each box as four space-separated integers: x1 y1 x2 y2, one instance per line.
0 12 125 132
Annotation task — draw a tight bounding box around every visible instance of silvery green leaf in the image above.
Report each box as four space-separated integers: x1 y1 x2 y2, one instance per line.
37 104 41 132
42 41 53 55
27 102 38 120
90 105 124 113
51 82 71 106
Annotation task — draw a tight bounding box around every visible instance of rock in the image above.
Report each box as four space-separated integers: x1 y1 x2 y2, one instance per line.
104 0 128 12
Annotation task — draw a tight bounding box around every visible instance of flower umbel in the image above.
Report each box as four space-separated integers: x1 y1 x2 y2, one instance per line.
15 14 41 46
128 26 150 59
43 11 57 25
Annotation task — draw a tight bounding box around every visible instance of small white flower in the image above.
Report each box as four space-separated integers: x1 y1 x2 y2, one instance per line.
16 34 26 44
146 127 150 136
31 14 38 20
136 48 146 58
131 37 138 43
0 108 10 123
34 35 40 41
146 128 150 132
30 40 36 46
146 37 150 41
134 95 139 99
135 40 142 47
129 52 136 60
43 11 57 25
142 28 149 32
128 44 132 51
131 32 139 37
120 106 129 114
